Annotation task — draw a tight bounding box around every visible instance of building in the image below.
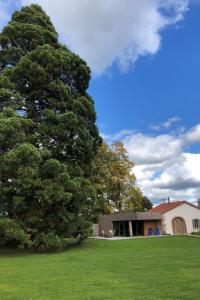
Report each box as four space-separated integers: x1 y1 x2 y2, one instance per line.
98 211 162 237
96 200 200 237
149 200 200 235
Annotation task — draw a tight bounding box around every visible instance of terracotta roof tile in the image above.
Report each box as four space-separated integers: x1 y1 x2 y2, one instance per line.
148 201 199 214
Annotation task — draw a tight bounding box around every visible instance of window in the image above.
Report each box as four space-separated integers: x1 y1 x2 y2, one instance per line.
192 219 200 229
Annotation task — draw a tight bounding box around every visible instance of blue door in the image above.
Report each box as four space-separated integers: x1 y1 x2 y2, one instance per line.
155 227 160 235
148 228 153 236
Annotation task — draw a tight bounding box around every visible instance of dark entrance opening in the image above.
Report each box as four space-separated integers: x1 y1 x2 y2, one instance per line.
113 221 129 236
132 221 144 236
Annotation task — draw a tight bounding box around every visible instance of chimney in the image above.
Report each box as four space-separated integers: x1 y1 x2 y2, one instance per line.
197 199 200 208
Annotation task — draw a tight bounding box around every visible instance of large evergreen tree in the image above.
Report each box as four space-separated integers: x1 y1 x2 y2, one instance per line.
0 5 101 250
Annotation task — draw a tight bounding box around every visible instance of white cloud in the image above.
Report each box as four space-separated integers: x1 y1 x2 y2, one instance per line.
152 153 200 190
149 124 161 131
133 152 200 203
136 153 200 203
102 121 200 202
150 116 182 131
16 0 190 74
163 117 182 129
185 124 200 144
124 133 183 164
100 129 137 144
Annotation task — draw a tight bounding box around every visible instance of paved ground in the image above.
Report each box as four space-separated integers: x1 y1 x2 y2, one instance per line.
90 235 169 240
90 234 200 240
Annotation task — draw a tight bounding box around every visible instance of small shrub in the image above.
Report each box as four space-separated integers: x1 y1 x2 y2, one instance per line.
0 218 31 248
191 231 200 236
32 232 66 251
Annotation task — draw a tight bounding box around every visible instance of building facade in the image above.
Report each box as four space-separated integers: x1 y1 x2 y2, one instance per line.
96 200 200 237
98 212 162 237
149 200 200 235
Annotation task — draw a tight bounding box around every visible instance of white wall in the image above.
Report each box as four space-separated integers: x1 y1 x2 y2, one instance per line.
162 204 200 235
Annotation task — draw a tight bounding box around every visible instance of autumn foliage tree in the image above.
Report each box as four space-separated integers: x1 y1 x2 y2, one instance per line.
0 5 100 250
91 142 144 221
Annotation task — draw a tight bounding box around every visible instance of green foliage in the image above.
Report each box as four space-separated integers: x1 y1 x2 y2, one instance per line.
0 109 35 153
191 231 200 236
0 218 31 248
121 193 153 213
0 76 21 111
32 232 66 251
91 142 152 218
91 142 143 219
0 5 58 70
121 187 143 212
0 4 101 250
141 196 153 211
4 40 99 167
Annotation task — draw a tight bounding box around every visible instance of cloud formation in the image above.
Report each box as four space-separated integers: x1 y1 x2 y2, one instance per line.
102 121 200 202
150 117 182 131
186 124 200 144
14 0 189 74
124 133 183 165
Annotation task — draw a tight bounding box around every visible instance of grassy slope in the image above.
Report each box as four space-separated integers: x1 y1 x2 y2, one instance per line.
0 236 200 300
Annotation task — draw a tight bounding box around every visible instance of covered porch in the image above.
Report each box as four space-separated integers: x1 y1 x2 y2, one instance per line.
98 212 162 237
112 220 161 237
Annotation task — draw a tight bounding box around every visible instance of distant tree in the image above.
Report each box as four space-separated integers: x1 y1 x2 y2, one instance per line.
0 5 101 250
141 196 153 211
91 142 143 220
121 187 143 213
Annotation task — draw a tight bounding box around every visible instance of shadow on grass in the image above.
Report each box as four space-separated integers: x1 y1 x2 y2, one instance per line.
0 238 91 257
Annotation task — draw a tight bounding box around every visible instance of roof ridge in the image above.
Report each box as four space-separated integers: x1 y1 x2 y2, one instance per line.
148 200 199 214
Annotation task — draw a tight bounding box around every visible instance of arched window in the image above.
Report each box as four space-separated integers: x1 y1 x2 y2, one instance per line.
192 219 200 229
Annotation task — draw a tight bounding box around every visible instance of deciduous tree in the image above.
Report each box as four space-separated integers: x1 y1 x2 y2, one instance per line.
91 142 143 220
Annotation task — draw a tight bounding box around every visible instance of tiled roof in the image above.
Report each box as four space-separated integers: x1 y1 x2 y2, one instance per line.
148 201 199 214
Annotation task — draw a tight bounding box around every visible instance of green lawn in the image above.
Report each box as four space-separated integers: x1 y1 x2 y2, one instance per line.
0 236 200 300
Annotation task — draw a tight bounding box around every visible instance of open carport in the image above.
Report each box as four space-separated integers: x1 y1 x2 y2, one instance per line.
98 212 162 237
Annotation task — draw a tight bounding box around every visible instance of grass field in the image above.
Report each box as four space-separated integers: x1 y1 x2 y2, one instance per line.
0 236 200 300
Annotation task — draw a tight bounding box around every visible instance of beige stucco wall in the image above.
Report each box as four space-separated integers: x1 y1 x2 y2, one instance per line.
162 203 200 235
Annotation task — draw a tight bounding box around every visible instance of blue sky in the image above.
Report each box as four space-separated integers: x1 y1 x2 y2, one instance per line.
90 4 200 135
1 0 200 203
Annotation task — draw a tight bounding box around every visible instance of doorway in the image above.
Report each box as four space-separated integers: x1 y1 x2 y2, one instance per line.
113 221 129 236
132 221 144 236
172 217 186 234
